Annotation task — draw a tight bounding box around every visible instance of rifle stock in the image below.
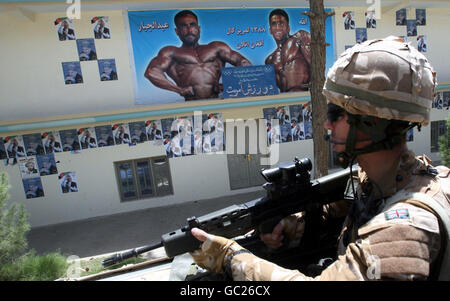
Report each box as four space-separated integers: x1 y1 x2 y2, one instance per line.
102 157 356 267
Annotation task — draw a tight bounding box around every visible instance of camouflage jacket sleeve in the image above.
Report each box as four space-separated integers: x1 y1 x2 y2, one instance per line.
225 201 441 281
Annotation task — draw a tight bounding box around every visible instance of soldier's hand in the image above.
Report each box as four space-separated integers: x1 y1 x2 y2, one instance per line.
190 228 245 274
260 212 305 249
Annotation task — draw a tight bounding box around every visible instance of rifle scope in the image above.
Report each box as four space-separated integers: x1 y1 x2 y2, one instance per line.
261 157 312 183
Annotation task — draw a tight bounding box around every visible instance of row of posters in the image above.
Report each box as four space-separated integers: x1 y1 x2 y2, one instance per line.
434 92 450 110
263 103 313 144
0 114 227 164
55 16 111 41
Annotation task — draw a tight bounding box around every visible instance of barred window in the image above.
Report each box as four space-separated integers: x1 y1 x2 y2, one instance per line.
430 120 447 153
114 156 173 202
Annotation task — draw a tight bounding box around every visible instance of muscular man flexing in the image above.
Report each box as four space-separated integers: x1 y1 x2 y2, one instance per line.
265 9 311 92
145 10 252 101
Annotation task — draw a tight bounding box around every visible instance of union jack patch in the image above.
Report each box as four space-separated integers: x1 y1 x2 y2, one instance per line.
384 208 410 220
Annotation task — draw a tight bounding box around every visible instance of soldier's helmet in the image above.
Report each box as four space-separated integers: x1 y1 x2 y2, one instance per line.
323 36 436 126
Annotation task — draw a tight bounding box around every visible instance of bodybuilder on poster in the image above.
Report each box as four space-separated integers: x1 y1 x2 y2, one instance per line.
265 9 311 92
144 10 252 101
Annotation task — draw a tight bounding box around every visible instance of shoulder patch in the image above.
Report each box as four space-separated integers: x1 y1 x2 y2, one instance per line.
384 208 410 221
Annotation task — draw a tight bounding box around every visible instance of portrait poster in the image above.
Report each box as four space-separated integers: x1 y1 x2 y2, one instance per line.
365 11 376 28
18 156 39 179
343 11 355 30
76 38 97 61
127 8 335 105
23 133 45 156
42 131 63 153
202 113 224 153
128 121 148 144
59 172 79 194
92 16 111 39
36 153 58 176
77 127 98 149
112 123 131 145
407 20 417 36
355 28 368 43
95 125 115 147
443 92 450 109
396 9 406 26
432 92 442 109
98 59 118 81
62 62 83 85
288 104 306 141
145 119 163 145
59 129 81 152
171 116 194 156
0 137 7 160
302 102 313 139
416 9 426 26
417 35 427 53
4 135 26 160
23 177 45 199
55 17 76 41
160 117 176 157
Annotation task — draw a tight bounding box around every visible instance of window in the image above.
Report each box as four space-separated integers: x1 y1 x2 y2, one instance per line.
114 156 173 201
431 120 447 153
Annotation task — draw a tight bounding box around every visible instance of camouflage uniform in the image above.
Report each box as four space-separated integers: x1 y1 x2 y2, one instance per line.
190 37 450 280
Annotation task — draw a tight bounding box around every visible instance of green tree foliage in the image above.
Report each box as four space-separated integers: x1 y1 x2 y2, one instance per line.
439 115 450 166
0 172 30 266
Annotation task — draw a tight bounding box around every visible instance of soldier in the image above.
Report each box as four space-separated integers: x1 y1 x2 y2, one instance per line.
145 10 251 101
190 37 450 280
265 9 311 92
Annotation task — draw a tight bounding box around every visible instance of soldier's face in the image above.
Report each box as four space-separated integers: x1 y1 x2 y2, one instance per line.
176 15 200 45
269 15 290 42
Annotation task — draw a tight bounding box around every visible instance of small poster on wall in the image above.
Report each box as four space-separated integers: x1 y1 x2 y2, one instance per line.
23 133 45 156
112 123 131 145
23 177 45 199
355 28 368 43
417 35 427 52
42 131 63 153
396 9 406 25
95 125 115 147
4 136 26 163
55 17 76 41
161 117 175 157
59 172 79 194
406 20 417 36
98 59 118 81
62 62 83 85
145 120 163 145
0 137 7 160
78 127 98 149
365 11 377 28
76 38 98 61
36 153 58 176
416 9 426 26
59 129 81 152
92 16 111 39
18 157 39 179
201 113 224 153
128 121 148 144
343 11 356 30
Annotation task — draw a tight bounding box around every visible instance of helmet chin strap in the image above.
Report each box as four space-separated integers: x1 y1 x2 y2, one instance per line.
333 114 417 169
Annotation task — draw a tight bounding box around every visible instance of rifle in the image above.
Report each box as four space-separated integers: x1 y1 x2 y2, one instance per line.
102 157 355 267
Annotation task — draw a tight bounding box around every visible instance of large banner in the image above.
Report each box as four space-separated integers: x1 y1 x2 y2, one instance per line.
127 8 335 105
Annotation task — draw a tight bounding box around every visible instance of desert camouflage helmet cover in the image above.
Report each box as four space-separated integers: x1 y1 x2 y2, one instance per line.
323 36 437 126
